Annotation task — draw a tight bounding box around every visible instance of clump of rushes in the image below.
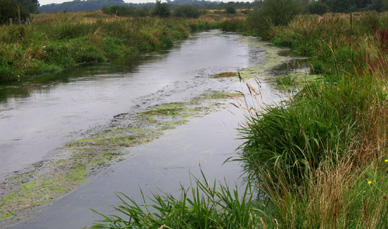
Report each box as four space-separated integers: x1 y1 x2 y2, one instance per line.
0 12 221 83
90 172 262 229
275 75 295 87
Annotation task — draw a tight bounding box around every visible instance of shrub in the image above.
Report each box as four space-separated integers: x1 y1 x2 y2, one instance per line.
221 18 247 32
276 75 295 86
151 0 171 18
246 0 304 39
173 4 200 18
0 64 18 82
101 5 149 17
225 5 236 14
307 1 329 15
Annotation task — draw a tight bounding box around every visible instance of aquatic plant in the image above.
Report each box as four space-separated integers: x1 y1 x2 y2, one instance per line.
275 75 295 86
90 172 262 229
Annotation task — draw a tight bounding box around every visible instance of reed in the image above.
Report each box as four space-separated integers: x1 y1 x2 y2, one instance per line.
90 172 262 228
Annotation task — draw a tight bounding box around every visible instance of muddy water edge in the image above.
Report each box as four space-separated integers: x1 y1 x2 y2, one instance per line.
0 30 304 228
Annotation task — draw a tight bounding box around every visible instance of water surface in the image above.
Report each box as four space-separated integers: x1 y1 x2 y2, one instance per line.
0 30 265 180
0 30 287 228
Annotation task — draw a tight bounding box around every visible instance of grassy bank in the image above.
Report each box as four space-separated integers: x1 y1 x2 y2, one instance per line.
0 11 221 83
237 12 388 227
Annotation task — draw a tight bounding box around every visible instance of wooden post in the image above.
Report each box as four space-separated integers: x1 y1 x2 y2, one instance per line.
350 12 353 49
18 4 21 25
350 12 353 34
10 18 13 27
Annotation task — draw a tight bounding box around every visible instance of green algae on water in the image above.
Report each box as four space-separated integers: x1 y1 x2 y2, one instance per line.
0 90 236 222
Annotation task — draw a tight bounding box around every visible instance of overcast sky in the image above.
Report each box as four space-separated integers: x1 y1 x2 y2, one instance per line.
39 0 236 6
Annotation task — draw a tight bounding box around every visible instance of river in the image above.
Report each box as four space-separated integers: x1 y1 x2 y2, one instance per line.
0 30 290 228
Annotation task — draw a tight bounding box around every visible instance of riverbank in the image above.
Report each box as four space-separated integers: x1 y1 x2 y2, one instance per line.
239 12 388 227
0 12 222 83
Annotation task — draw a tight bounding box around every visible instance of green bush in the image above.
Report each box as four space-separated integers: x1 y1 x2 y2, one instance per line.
307 1 329 15
101 5 149 17
173 4 200 18
225 5 236 14
247 0 304 39
309 60 325 74
151 0 171 18
0 64 19 82
221 19 247 32
276 75 295 86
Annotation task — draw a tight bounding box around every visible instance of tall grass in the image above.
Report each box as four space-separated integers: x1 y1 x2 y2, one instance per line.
90 172 262 228
236 12 388 227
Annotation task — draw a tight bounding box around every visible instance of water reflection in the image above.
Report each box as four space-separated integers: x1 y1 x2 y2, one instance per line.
0 54 167 103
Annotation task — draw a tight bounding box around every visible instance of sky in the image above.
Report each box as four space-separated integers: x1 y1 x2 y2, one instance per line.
39 0 236 6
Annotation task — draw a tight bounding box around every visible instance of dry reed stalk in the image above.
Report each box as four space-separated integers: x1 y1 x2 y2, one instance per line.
306 159 354 227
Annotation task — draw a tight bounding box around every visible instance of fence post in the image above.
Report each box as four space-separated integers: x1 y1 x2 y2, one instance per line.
10 18 13 27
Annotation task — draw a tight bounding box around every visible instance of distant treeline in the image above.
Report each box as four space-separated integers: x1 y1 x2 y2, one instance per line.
39 0 127 13
39 0 257 13
0 0 39 24
314 0 388 13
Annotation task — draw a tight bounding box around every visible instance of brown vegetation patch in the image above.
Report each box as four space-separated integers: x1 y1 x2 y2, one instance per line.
212 72 238 78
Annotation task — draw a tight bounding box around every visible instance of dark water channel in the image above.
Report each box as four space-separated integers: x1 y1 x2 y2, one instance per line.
0 30 287 228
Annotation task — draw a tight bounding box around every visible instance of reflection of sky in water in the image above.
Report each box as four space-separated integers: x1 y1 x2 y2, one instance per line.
0 30 270 180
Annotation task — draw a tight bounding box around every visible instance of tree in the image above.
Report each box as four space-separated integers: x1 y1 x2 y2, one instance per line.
17 0 39 13
367 0 385 11
333 0 353 12
151 0 170 17
307 1 329 15
225 5 236 14
0 0 30 24
173 4 200 18
102 5 149 17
